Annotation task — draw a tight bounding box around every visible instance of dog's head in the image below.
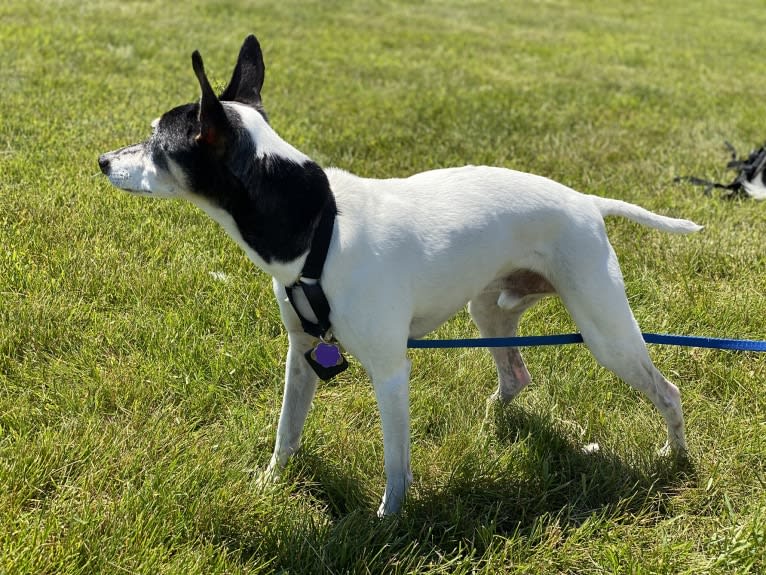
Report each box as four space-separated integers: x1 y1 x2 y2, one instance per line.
98 34 279 201
99 35 332 266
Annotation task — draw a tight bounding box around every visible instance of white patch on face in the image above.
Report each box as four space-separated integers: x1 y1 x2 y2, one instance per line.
101 143 184 198
225 102 310 165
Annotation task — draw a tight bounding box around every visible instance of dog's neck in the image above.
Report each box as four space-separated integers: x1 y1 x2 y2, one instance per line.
191 103 334 286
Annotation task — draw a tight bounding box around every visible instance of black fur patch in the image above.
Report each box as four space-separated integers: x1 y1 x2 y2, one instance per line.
152 102 332 263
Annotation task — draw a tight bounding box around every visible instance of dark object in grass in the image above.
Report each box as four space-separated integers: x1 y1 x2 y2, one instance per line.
675 141 766 200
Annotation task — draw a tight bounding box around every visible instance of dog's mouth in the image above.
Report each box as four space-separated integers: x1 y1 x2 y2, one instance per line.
103 169 150 195
113 177 149 195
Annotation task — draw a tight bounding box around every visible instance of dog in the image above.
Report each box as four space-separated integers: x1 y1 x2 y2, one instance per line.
99 34 701 516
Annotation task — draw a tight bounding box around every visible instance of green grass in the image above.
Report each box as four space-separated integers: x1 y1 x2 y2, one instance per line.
2 0 765 572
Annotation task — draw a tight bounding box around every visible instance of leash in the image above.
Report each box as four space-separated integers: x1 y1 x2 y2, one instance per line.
407 332 766 352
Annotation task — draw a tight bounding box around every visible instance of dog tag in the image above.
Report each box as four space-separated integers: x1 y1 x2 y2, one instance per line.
305 342 348 381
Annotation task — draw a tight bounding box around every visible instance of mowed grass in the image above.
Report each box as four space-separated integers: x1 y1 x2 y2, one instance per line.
1 0 765 572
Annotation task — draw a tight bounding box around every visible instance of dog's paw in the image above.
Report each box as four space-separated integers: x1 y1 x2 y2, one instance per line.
658 439 685 457
481 393 524 435
658 440 691 464
377 493 403 518
657 441 696 479
658 441 673 458
581 442 600 455
376 473 412 518
253 460 282 490
483 389 515 416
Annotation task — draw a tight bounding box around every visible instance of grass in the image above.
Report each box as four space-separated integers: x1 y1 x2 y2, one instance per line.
1 0 765 572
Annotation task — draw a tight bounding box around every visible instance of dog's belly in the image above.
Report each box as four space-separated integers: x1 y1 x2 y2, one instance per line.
408 315 453 339
407 284 492 339
408 270 555 338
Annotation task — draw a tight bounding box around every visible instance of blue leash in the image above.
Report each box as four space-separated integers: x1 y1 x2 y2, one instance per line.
407 333 766 352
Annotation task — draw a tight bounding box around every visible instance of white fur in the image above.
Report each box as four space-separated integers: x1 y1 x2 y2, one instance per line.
101 143 185 199
227 102 310 164
267 165 698 516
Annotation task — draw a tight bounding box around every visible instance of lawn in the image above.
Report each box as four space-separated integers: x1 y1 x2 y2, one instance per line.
1 0 765 573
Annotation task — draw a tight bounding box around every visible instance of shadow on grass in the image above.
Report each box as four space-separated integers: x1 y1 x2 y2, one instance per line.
407 403 696 530
217 404 696 572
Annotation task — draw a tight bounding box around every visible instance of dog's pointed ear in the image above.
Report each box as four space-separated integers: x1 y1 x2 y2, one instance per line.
192 50 231 151
220 34 265 107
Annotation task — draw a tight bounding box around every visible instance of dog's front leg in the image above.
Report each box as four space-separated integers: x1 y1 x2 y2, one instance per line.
372 358 413 517
264 330 319 480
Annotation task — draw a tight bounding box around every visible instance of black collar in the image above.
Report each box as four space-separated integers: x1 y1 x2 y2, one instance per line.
285 198 337 339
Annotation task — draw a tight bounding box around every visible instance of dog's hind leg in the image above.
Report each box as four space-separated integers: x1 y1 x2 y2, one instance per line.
469 274 552 402
469 292 532 402
582 322 686 455
577 315 686 455
554 243 687 455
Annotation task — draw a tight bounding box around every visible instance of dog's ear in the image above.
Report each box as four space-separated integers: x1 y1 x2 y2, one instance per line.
220 34 265 108
192 50 232 152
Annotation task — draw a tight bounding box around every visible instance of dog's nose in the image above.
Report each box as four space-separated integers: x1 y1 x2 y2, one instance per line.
98 154 110 175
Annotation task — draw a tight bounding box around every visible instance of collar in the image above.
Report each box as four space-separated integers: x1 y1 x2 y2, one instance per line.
285 198 337 339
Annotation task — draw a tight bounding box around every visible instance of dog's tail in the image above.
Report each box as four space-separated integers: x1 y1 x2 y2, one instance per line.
593 196 703 234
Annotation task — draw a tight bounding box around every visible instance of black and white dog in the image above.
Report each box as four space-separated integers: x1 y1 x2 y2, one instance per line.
99 35 701 516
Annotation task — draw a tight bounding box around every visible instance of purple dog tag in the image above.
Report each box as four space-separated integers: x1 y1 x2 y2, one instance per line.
305 341 349 381
314 342 342 367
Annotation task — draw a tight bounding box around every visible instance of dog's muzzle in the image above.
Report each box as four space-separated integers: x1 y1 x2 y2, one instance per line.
97 144 155 195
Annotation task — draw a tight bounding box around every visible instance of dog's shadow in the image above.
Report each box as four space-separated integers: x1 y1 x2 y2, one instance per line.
406 403 695 533
225 405 695 570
